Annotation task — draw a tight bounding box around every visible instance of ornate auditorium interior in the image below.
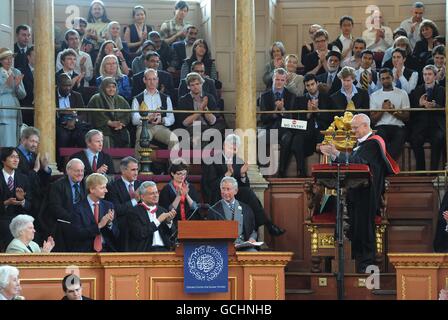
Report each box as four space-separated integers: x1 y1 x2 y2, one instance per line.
0 0 447 301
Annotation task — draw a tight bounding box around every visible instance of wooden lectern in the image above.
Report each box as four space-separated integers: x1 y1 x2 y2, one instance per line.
175 221 239 256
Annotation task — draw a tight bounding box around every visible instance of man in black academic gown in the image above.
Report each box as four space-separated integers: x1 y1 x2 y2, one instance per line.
320 113 400 272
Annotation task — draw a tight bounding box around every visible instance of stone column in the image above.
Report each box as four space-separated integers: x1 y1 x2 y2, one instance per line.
34 0 58 171
235 0 269 239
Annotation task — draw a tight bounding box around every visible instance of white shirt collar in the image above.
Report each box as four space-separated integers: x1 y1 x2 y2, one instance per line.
2 169 14 180
359 67 372 73
121 177 134 187
87 195 99 207
358 131 373 143
144 89 160 97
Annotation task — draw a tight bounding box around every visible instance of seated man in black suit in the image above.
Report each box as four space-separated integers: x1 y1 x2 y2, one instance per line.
316 50 342 96
178 61 218 104
171 25 198 70
409 64 446 170
70 129 115 176
127 181 177 252
72 173 119 252
19 46 34 126
132 51 175 100
55 49 84 92
330 66 370 116
61 274 92 300
207 177 258 251
202 134 285 236
176 72 226 146
0 148 32 252
42 158 86 252
105 156 142 251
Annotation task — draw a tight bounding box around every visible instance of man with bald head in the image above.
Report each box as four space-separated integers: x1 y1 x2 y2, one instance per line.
320 114 399 272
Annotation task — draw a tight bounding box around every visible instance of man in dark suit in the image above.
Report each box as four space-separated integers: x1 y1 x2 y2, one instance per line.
316 50 342 96
171 26 198 70
409 64 446 170
178 61 218 103
330 66 370 116
0 148 32 251
70 129 115 175
355 50 379 94
14 25 32 72
207 177 258 251
202 134 285 236
127 181 177 252
61 274 93 300
42 158 86 252
106 156 142 251
19 46 35 126
132 51 175 101
72 173 119 252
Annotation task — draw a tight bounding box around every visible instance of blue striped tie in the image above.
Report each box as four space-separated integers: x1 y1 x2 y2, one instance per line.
7 176 14 192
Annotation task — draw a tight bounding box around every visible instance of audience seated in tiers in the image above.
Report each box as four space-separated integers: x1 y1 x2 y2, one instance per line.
149 31 175 72
132 68 179 153
301 24 322 67
263 41 286 88
180 39 217 81
0 48 26 147
88 77 131 148
176 72 225 143
284 54 304 97
160 0 191 46
61 274 93 300
19 46 35 126
131 40 157 75
399 1 426 49
105 156 142 252
96 54 132 101
70 129 115 175
330 16 355 61
171 25 198 71
207 177 258 252
94 40 130 79
382 36 421 73
330 66 370 114
85 0 111 50
354 50 380 95
132 51 175 100
159 161 201 224
41 158 86 252
303 29 331 76
0 266 22 300
409 64 446 171
6 214 55 253
104 21 132 66
56 74 90 170
316 50 342 96
0 148 32 252
127 181 177 252
14 25 32 73
413 20 440 68
431 45 446 87
380 28 409 68
72 173 119 252
178 61 219 104
56 49 83 92
391 47 419 94
370 68 410 161
342 38 376 70
56 29 93 87
297 73 333 169
201 134 285 236
123 5 153 54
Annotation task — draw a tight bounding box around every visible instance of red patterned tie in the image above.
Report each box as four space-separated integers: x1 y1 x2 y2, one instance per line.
93 203 103 252
92 155 98 172
128 183 135 199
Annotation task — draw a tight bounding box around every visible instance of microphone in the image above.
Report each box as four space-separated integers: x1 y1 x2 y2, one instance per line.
204 200 227 221
169 203 206 243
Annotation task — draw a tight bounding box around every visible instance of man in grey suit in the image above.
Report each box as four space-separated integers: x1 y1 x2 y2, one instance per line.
207 177 258 251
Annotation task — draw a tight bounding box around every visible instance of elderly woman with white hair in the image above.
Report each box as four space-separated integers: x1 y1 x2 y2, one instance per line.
0 265 22 300
6 215 55 253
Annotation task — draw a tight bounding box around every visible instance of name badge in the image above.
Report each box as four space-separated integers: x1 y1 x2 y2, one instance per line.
281 118 308 130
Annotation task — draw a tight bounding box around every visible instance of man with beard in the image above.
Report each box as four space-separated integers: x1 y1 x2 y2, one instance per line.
320 114 399 272
316 50 342 95
171 25 198 71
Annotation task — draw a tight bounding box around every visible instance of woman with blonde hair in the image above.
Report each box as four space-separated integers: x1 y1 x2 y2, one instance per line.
96 55 131 100
262 41 286 87
284 54 304 96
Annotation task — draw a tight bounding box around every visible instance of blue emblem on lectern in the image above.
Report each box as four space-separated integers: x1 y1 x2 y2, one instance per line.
184 242 228 293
